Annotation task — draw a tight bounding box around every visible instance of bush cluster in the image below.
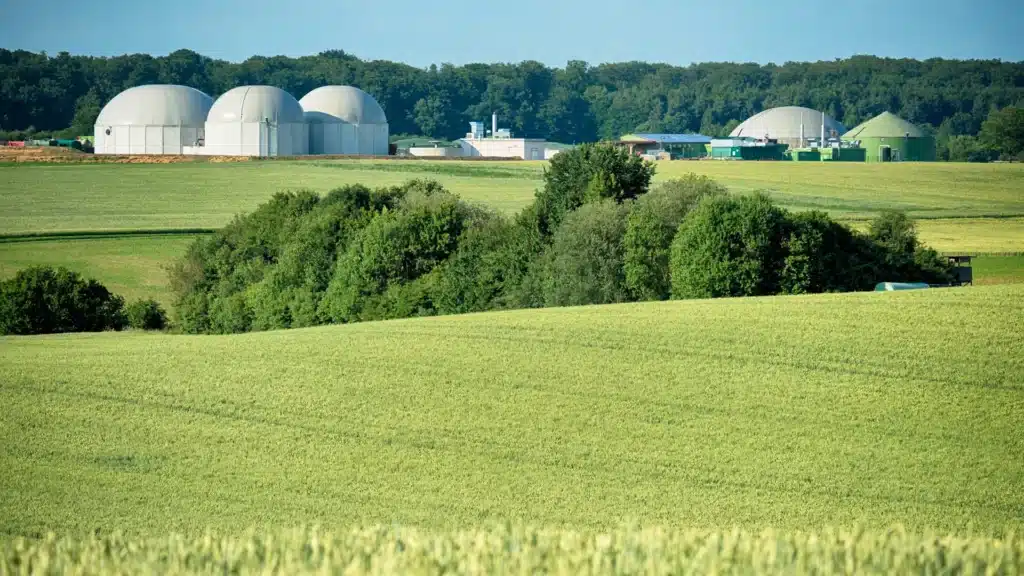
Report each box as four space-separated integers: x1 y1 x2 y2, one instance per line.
167 143 953 334
0 266 173 335
0 266 125 335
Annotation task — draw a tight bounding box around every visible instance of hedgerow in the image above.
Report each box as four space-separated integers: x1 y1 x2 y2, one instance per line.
166 144 953 334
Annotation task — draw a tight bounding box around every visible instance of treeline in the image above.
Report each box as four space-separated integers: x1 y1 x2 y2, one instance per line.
168 145 952 334
1 48 1022 148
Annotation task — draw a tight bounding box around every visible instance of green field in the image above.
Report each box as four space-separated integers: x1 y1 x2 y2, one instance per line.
3 160 1022 254
5 525 1022 575
0 234 198 305
2 285 1022 537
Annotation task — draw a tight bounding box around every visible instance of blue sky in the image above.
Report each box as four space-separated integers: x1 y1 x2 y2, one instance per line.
1 0 1021 66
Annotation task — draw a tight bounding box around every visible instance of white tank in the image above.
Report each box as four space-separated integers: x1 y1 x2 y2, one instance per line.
93 85 213 155
204 86 308 156
300 86 389 155
731 106 847 149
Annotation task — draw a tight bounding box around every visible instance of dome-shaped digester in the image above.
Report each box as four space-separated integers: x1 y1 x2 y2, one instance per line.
300 86 389 155
204 86 308 156
730 106 847 149
841 112 935 162
94 85 213 155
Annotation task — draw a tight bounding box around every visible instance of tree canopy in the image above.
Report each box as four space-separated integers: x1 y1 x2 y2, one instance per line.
2 49 1022 143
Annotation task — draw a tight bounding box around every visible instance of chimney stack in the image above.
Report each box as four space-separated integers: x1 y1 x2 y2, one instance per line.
492 112 498 138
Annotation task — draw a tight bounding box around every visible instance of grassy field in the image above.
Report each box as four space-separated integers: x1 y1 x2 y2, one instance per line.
974 254 1024 285
3 160 1022 255
0 234 198 305
2 285 1022 537
5 526 1022 575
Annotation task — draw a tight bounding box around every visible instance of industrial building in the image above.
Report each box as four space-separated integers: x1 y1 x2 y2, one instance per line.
710 137 788 160
730 106 847 149
617 134 711 159
300 86 389 155
93 83 389 157
203 86 308 156
408 115 554 159
459 115 548 159
93 85 213 155
841 112 936 162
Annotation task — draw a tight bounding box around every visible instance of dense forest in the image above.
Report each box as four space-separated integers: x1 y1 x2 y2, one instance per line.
1 48 1022 151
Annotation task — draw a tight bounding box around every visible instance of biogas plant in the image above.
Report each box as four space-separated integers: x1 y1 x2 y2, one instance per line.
93 84 389 156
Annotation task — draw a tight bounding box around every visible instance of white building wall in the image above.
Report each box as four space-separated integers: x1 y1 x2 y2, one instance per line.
461 138 546 159
94 124 204 155
204 122 307 156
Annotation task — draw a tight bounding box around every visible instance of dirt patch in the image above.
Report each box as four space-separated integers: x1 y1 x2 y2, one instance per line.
0 147 253 164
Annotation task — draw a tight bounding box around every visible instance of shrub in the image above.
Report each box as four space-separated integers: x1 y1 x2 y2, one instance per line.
867 210 953 284
779 211 878 294
669 193 790 299
0 266 125 335
125 298 168 330
318 185 475 323
534 143 655 236
541 200 632 307
624 175 728 301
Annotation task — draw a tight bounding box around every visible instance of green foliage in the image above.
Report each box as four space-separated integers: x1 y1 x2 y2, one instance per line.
979 106 1024 159
540 200 632 307
432 216 520 315
624 175 728 300
534 143 654 236
670 193 790 299
3 526 1023 575
125 298 167 330
942 134 999 163
671 197 954 300
0 266 125 335
318 183 475 324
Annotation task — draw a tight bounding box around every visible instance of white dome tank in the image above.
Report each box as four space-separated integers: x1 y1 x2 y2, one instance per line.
94 85 213 155
300 86 389 155
730 106 847 149
204 86 308 156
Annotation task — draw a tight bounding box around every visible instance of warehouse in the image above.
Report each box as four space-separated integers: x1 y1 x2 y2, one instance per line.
730 106 846 149
93 85 213 155
841 112 935 162
617 133 711 159
300 86 389 155
203 86 308 156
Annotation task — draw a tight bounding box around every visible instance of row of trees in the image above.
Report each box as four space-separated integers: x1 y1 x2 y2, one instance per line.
1 49 1022 148
168 144 953 335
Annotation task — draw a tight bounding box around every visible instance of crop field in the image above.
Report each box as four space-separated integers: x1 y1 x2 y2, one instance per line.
2 285 1022 538
2 161 1023 252
0 234 198 305
4 526 1023 575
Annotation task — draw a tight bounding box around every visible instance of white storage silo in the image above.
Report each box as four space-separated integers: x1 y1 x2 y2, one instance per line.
299 86 389 155
204 86 308 156
93 85 213 155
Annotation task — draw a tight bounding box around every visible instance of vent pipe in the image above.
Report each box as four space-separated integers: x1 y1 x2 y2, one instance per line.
492 113 497 138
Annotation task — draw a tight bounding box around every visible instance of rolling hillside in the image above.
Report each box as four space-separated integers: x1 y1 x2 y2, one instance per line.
2 285 1022 537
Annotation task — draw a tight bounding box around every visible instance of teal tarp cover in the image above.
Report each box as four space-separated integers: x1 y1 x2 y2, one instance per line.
874 282 930 291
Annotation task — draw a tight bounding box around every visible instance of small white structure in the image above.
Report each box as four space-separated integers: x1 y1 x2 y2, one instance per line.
300 86 389 155
204 86 308 156
94 85 213 155
459 115 548 160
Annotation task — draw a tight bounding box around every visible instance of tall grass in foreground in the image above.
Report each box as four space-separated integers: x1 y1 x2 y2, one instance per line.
4 526 1022 575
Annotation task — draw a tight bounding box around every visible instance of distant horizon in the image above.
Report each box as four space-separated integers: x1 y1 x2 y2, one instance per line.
2 0 1021 68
